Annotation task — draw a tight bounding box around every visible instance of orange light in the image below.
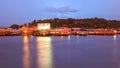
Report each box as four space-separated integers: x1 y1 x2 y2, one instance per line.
23 36 30 68
24 30 27 33
114 30 117 33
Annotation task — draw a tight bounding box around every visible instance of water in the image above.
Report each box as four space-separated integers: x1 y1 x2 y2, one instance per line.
0 35 120 68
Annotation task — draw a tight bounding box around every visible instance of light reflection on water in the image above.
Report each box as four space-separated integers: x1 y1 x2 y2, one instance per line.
23 36 30 68
21 35 120 68
36 37 53 68
113 35 117 40
1 36 120 68
112 35 120 68
23 36 53 68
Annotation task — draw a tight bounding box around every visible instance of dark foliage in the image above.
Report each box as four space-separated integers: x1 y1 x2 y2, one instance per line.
10 24 20 29
10 18 120 29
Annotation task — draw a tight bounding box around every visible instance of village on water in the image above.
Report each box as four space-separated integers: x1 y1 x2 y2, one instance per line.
0 22 120 36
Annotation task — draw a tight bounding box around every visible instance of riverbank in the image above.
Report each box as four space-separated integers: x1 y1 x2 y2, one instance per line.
0 29 119 36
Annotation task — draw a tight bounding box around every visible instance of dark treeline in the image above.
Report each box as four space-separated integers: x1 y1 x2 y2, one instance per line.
10 18 120 29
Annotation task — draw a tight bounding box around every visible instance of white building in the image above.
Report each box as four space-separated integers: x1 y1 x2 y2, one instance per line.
38 23 50 30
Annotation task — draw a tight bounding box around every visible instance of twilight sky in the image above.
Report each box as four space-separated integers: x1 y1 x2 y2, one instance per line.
0 0 120 27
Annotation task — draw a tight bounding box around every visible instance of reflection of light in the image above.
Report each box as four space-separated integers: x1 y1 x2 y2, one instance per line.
112 35 118 64
77 35 80 44
24 36 28 43
36 37 53 68
68 35 71 40
67 36 71 44
23 36 30 68
61 36 63 38
113 35 117 40
77 35 79 37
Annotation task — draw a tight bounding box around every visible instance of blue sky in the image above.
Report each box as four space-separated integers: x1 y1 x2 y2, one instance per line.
0 0 120 27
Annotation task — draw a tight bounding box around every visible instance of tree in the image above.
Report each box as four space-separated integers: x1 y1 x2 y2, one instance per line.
10 24 20 29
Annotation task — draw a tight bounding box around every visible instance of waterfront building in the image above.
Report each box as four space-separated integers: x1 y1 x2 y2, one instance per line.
0 28 5 31
88 29 117 35
71 28 81 35
50 27 71 36
38 23 50 30
37 23 51 36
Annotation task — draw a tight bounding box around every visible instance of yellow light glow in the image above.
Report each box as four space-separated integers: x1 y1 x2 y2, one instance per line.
23 36 30 68
24 30 27 33
24 36 28 43
114 30 117 33
36 37 53 68
38 23 50 30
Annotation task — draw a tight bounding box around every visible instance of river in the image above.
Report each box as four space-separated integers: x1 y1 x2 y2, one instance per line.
0 35 120 68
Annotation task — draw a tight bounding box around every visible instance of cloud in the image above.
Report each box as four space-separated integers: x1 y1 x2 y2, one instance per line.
44 7 80 13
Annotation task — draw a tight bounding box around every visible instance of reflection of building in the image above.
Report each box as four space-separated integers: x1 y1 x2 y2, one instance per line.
23 36 30 68
38 23 50 30
36 37 53 68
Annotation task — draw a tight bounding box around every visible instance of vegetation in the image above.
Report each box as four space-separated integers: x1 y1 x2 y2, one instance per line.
9 18 120 29
10 24 20 29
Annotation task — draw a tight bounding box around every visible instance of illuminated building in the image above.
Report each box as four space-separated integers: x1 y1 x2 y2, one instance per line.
38 23 50 30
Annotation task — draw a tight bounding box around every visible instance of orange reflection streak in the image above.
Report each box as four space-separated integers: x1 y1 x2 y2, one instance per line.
36 37 53 68
23 36 30 68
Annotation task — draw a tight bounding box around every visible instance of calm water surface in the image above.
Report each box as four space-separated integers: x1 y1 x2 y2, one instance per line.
0 35 120 68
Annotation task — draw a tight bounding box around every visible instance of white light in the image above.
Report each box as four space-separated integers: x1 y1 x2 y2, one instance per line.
38 23 50 30
113 35 117 40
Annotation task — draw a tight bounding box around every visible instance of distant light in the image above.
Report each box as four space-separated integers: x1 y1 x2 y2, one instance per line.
38 23 50 30
114 30 117 33
24 30 27 33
